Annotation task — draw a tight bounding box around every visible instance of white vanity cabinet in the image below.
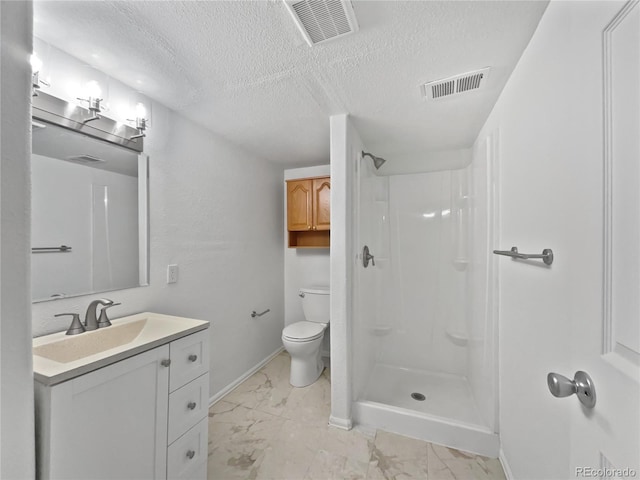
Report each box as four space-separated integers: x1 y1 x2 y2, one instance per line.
35 329 210 480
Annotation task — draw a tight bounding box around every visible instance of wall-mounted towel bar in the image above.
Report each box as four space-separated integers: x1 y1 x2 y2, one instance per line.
251 309 270 318
32 245 72 253
493 246 554 265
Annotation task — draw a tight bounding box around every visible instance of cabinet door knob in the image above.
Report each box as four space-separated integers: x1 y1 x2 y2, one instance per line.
186 450 195 460
160 359 171 367
188 354 198 362
187 401 197 410
312 225 317 230
307 225 311 230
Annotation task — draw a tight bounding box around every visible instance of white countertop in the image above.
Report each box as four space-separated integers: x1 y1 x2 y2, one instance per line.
33 312 209 386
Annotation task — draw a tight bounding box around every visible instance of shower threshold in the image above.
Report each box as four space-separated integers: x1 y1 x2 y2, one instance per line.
352 400 499 458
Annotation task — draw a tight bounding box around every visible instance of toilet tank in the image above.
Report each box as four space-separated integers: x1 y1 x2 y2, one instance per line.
299 286 330 324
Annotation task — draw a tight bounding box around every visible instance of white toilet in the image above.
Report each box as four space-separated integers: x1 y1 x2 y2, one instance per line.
282 286 330 387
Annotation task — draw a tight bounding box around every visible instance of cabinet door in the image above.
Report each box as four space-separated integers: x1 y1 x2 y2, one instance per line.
45 345 170 480
312 177 331 231
287 179 312 231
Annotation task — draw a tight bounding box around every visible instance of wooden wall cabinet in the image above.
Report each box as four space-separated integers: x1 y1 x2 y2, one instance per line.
286 176 330 248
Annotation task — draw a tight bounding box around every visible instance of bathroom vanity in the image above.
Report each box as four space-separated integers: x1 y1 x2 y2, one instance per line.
33 312 210 480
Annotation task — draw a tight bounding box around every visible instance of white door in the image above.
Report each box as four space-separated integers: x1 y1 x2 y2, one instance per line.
565 1 640 477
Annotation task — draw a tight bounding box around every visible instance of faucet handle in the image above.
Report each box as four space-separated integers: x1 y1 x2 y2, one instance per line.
97 303 121 328
55 313 85 336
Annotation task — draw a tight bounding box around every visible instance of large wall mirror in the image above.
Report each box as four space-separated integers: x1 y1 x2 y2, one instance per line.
31 92 149 303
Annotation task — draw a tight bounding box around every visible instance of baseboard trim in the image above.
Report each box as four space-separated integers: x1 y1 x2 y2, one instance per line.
328 415 353 430
499 447 514 480
209 347 285 407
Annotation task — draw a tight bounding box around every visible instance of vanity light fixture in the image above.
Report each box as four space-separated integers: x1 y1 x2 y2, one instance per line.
127 102 148 141
77 80 103 123
30 53 49 97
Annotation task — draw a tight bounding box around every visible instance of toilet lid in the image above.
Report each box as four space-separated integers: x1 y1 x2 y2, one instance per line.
283 321 325 341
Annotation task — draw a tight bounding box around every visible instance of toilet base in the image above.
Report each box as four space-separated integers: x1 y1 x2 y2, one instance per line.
282 329 327 388
289 352 324 387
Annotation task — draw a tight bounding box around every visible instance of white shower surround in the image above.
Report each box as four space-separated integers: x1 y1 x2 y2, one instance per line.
331 114 498 457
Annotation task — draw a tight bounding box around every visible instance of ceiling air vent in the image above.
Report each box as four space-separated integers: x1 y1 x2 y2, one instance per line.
421 67 491 100
284 0 359 46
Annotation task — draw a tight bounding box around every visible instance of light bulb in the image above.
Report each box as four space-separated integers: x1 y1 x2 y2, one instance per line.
135 102 147 119
85 80 102 99
30 53 43 73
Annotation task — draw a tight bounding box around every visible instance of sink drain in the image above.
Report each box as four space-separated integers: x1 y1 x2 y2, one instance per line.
411 392 426 401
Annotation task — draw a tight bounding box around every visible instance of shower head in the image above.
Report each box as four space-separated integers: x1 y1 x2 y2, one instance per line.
362 151 387 170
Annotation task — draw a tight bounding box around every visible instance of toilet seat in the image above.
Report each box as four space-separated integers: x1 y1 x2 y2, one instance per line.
282 321 325 342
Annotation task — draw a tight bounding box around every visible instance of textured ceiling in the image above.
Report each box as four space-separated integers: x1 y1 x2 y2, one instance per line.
33 1 548 167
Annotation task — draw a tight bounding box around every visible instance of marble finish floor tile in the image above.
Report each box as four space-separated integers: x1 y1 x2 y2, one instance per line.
208 352 505 480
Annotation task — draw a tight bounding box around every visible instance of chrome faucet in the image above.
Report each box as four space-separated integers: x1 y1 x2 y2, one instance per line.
84 298 113 331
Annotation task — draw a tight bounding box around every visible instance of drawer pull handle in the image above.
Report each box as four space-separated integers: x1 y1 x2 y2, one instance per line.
160 359 171 367
187 401 197 410
186 450 195 460
188 354 198 362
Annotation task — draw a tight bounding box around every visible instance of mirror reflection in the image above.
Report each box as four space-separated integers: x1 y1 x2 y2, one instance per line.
31 120 148 302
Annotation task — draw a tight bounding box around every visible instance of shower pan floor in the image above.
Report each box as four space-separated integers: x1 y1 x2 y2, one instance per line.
362 364 485 428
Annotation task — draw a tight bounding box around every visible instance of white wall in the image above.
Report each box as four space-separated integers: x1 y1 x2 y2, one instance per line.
474 1 629 477
329 114 358 429
0 1 36 477
284 165 330 354
30 41 285 401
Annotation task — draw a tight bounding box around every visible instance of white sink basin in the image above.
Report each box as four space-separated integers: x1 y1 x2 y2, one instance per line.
33 312 209 385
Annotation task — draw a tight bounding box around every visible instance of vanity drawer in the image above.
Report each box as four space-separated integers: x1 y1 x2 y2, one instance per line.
170 330 209 391
168 372 209 444
167 418 208 480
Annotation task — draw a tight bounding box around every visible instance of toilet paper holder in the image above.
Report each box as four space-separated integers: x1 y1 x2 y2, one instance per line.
251 309 270 318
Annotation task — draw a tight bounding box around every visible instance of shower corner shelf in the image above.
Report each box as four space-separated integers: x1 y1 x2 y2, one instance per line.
370 325 392 336
453 258 468 271
445 328 468 346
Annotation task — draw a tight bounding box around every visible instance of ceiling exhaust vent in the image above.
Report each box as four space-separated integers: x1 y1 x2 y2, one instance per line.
421 67 491 100
67 154 105 163
283 0 359 46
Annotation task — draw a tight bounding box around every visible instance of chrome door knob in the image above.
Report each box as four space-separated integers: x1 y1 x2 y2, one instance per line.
547 371 596 408
186 450 195 460
187 402 197 410
188 354 198 362
160 359 171 367
547 373 576 397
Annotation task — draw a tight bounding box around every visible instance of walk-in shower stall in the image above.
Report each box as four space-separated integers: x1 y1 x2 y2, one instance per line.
350 144 499 456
